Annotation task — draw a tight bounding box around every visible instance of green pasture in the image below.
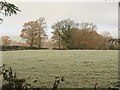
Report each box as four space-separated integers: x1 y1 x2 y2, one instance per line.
2 50 118 88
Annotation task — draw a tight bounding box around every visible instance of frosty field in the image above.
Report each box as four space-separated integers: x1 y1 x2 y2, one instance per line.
2 50 118 88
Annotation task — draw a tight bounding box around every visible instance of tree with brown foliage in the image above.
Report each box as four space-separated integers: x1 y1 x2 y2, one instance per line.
20 17 47 48
2 36 11 46
66 28 98 49
52 20 112 50
78 22 97 49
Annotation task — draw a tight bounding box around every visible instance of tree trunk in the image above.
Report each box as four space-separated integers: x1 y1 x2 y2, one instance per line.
58 33 61 49
30 33 34 47
38 26 41 48
38 37 41 48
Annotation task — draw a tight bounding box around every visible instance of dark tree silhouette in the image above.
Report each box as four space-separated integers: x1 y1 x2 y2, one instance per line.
118 1 120 7
51 19 79 49
0 0 21 23
108 38 120 45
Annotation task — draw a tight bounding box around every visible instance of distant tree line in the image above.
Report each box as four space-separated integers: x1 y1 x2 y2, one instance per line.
1 18 119 50
51 19 111 50
1 1 119 50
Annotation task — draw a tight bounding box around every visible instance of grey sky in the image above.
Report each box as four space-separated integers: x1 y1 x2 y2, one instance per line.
1 1 118 39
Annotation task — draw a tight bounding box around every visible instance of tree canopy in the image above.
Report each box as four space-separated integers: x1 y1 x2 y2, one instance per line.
52 19 79 49
20 17 47 48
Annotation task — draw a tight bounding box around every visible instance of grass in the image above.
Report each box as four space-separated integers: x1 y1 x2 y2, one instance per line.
2 50 118 88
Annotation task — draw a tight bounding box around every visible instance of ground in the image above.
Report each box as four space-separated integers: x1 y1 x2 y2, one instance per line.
2 50 118 88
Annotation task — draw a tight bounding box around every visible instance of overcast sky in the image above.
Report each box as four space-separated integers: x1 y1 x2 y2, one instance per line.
0 1 118 39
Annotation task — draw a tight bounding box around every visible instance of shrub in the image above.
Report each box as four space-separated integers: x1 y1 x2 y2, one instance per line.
0 64 32 90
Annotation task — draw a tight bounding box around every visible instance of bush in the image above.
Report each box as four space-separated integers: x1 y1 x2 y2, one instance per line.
1 45 49 51
0 64 32 90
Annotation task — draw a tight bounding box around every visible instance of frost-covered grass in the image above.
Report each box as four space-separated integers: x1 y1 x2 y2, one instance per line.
2 50 118 88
